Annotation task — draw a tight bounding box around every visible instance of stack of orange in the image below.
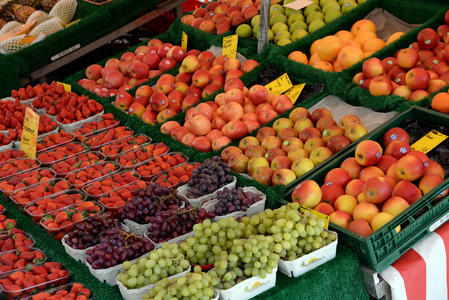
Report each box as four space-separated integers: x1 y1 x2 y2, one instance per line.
288 19 405 72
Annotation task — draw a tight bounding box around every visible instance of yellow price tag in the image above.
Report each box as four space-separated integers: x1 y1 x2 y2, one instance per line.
20 107 40 159
284 83 305 104
300 205 329 229
265 73 293 96
222 35 238 59
181 31 188 52
411 130 448 154
57 82 71 92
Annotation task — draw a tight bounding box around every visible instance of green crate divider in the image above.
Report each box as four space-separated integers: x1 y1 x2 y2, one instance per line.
282 105 449 272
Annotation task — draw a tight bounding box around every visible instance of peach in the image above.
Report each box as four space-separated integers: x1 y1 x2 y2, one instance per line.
313 202 335 216
291 180 322 208
340 157 363 179
345 179 365 198
381 196 409 217
347 219 373 237
371 212 400 233
329 211 352 229
353 202 380 223
334 195 358 215
359 166 385 182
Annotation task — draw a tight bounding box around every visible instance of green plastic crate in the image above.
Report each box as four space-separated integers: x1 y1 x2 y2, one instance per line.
282 105 449 273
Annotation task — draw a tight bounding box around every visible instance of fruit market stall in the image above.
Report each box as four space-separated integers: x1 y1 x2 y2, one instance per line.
0 0 187 98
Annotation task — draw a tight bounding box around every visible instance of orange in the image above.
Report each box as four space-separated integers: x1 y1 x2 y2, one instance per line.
308 52 322 65
312 61 334 72
386 32 405 45
431 92 449 113
343 40 362 49
335 30 354 43
333 60 342 72
310 38 322 55
354 31 377 47
316 36 343 62
363 38 386 53
351 19 376 36
337 46 365 69
364 51 374 58
288 51 308 64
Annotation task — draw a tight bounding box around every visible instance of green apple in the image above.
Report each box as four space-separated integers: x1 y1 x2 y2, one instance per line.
285 8 301 18
303 3 321 18
268 29 274 42
251 15 260 27
322 1 341 14
270 4 285 17
306 11 324 25
291 29 309 42
324 10 342 23
274 30 292 43
236 24 253 38
272 22 289 35
269 13 288 27
289 20 307 34
320 0 337 7
287 13 305 26
341 1 358 13
276 38 292 46
308 19 325 33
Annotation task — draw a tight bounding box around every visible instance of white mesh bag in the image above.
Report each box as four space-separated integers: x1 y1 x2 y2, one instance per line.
0 21 21 36
0 34 27 54
26 10 50 26
29 16 64 37
48 0 77 25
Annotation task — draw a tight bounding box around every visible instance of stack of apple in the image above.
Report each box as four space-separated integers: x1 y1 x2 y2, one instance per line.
353 9 449 101
288 19 405 72
116 50 260 126
77 38 195 98
220 107 368 186
291 127 447 237
180 0 265 34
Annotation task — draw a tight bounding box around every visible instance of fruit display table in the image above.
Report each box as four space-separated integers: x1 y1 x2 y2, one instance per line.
0 0 186 98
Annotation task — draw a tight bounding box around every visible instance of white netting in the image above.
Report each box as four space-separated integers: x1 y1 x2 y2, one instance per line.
29 16 64 37
48 0 77 25
0 34 28 54
0 21 21 36
26 10 50 26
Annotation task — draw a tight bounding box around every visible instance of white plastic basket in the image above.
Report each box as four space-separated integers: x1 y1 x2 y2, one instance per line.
277 230 338 278
12 127 59 149
177 176 237 208
202 187 266 221
0 142 13 153
57 110 104 132
116 266 191 300
212 266 277 300
145 230 195 249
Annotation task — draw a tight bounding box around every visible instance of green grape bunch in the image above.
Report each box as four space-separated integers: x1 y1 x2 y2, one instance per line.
117 243 191 290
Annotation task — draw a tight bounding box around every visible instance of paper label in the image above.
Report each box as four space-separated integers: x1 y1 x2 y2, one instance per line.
181 31 188 52
300 205 329 229
222 35 238 59
284 83 306 104
283 0 314 10
411 130 448 154
57 82 71 92
20 107 40 159
265 73 293 96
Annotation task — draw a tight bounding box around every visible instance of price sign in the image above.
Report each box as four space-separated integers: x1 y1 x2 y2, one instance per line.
300 205 329 229
411 130 448 154
57 82 71 92
265 73 293 96
284 83 306 104
20 107 40 159
222 35 238 59
181 31 188 52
